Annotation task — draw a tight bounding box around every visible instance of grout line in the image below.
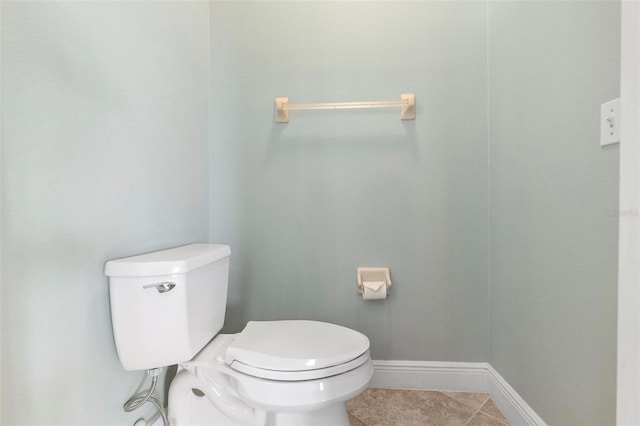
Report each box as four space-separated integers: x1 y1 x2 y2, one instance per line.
350 389 510 426
478 399 510 425
464 407 510 426
442 391 490 412
463 408 483 426
478 409 509 425
440 391 491 426
466 409 510 426
446 392 511 426
480 394 491 407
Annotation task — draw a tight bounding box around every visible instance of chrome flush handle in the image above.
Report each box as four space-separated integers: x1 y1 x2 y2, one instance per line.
143 281 176 294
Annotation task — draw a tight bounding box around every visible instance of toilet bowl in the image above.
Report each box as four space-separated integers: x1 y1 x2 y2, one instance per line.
104 244 373 426
169 322 373 425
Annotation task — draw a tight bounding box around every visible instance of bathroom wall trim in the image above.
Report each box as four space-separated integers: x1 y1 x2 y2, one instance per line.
371 360 488 392
617 0 640 423
486 364 547 426
371 360 546 426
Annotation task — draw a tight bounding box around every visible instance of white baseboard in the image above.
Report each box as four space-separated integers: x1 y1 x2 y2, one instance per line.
485 364 546 426
371 360 490 393
371 360 546 426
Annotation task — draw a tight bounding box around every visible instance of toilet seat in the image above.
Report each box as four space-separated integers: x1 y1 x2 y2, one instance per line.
230 350 371 381
225 320 370 381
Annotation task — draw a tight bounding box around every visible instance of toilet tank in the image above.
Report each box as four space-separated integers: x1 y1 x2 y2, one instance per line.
104 243 231 371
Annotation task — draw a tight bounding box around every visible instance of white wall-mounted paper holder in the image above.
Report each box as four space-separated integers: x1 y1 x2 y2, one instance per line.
357 267 392 295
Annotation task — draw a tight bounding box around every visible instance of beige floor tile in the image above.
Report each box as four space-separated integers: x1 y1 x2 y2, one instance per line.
479 399 509 424
443 392 490 410
465 412 506 426
349 413 367 426
347 388 477 426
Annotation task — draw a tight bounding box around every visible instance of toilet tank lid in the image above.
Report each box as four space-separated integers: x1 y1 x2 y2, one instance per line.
104 243 230 277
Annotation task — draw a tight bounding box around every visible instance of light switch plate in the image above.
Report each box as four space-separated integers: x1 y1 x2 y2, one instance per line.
601 98 620 146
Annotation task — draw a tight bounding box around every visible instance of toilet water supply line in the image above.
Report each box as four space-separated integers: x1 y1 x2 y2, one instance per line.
123 368 170 426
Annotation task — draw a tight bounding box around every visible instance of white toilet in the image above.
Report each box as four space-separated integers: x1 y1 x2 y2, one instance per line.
105 243 373 426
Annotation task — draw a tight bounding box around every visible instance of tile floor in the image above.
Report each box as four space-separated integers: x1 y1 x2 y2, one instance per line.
347 388 509 426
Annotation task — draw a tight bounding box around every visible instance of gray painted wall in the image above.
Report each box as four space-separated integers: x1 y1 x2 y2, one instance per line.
0 2 209 424
488 2 620 425
209 1 489 362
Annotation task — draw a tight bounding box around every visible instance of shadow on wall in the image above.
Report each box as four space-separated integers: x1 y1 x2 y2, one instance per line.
263 110 420 171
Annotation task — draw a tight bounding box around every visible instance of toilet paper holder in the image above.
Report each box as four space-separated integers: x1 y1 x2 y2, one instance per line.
357 267 392 295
